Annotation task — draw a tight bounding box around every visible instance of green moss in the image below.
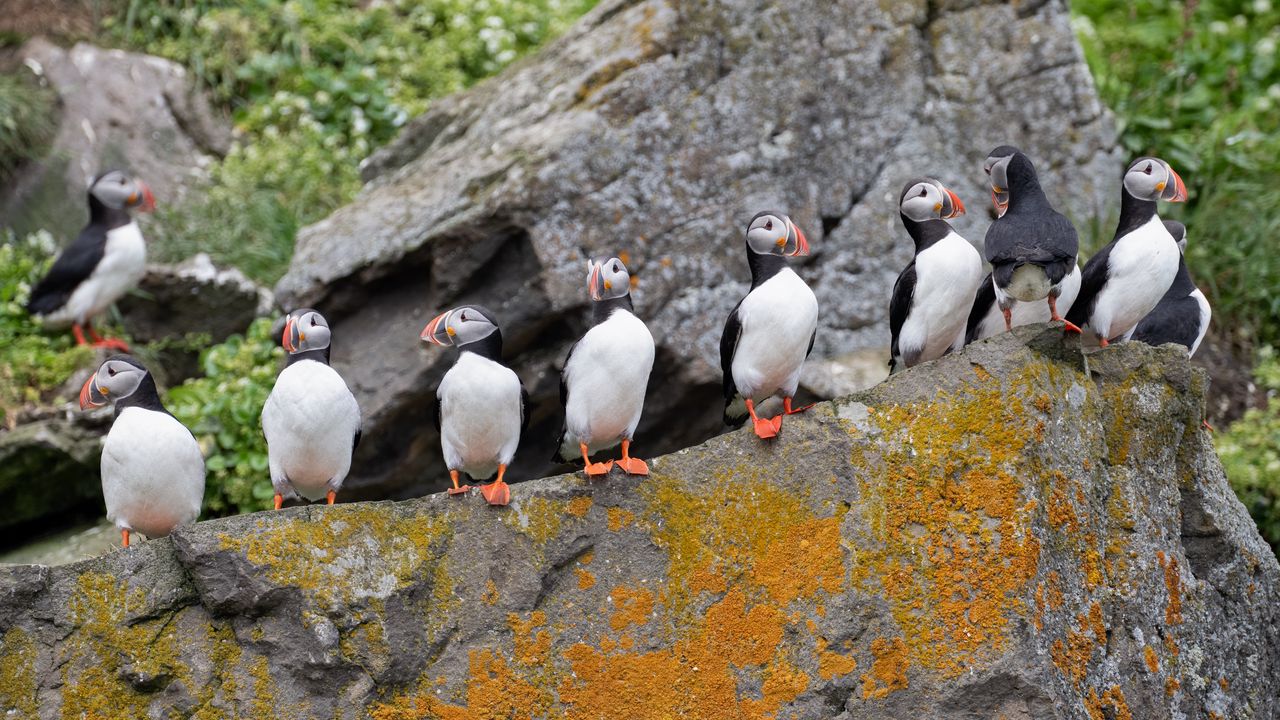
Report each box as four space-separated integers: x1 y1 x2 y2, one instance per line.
0 628 38 717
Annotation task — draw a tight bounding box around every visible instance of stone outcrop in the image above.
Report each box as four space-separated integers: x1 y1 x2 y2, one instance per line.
274 0 1121 500
0 39 231 240
2 329 1276 719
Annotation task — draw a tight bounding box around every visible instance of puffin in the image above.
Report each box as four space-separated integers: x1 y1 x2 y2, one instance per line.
888 178 982 372
423 305 528 506
79 356 204 548
1129 221 1211 356
554 256 655 478
261 308 362 509
720 211 817 439
26 170 156 352
982 146 1081 334
1065 157 1189 346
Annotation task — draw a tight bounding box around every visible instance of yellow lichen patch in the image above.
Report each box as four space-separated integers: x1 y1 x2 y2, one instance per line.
59 572 188 719
860 637 909 700
216 505 451 608
566 496 593 518
816 637 857 680
249 655 275 719
505 496 567 547
509 612 552 667
576 568 597 590
753 516 845 605
641 475 843 616
1051 602 1106 690
1084 686 1132 720
606 507 636 531
0 628 37 717
556 588 794 718
609 586 655 631
1157 552 1183 625
1164 676 1180 696
855 375 1043 677
1143 645 1159 673
1047 483 1081 534
481 580 500 606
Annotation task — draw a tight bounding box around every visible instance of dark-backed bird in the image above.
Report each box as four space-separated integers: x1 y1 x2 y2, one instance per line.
888 178 982 372
261 309 362 509
423 305 527 506
1065 157 1188 346
555 256 655 478
982 146 1081 334
720 211 818 439
1130 221 1211 357
27 170 156 352
79 356 204 548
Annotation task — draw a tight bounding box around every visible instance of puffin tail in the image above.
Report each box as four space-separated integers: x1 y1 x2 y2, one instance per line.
723 395 748 428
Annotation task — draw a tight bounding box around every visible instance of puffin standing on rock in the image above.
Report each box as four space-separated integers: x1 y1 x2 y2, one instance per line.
981 146 1082 334
26 170 156 352
720 212 818 439
554 256 655 478
79 356 204 548
1066 157 1189 346
261 309 362 509
423 305 528 506
888 178 982 372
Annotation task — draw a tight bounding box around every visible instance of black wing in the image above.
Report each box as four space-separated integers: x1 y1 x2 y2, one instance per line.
519 384 531 437
430 388 442 433
1131 295 1200 352
25 224 108 315
352 428 362 452
1065 242 1113 328
719 299 747 426
551 341 578 462
984 211 1079 288
888 261 916 362
965 272 996 345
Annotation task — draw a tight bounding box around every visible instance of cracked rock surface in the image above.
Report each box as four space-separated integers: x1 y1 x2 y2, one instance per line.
1 329 1275 719
275 0 1121 500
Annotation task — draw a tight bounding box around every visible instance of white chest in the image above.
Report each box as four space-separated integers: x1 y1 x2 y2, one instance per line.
900 234 983 361
564 310 655 446
262 360 361 495
438 352 524 474
731 268 818 399
101 407 205 537
1093 216 1180 338
57 222 148 324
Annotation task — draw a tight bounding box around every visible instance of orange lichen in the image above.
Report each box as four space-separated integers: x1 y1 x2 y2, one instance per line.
609 586 655 631
566 496 593 518
1164 633 1180 658
860 637 909 700
481 580 499 606
855 375 1043 677
1165 676 1180 696
1084 686 1132 720
607 507 636 531
689 563 728 595
509 611 552 666
753 516 845 605
1051 602 1106 690
742 658 809 716
1219 677 1230 691
816 637 857 680
576 568 597 590
1033 393 1053 414
1047 485 1081 534
1158 552 1183 625
1143 645 1159 673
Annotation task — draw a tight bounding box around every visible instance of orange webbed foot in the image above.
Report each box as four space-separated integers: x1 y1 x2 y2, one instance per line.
584 460 614 478
615 457 649 475
326 490 336 506
121 529 131 549
447 470 471 496
1059 320 1083 335
752 416 781 439
1202 419 1215 433
273 493 283 511
783 398 814 415
480 480 511 506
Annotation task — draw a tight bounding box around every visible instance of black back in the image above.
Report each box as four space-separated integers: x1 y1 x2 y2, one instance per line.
26 194 133 316
888 261 917 371
1131 258 1201 351
964 272 997 345
983 153 1078 289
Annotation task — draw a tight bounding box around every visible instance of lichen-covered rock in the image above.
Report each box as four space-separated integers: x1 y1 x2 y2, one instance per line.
1 329 1275 719
272 0 1121 500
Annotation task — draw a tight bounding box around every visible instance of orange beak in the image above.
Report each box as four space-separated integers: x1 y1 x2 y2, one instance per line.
129 181 157 212
79 376 106 410
588 263 605 301
281 317 296 352
944 189 965 218
1163 167 1188 203
787 220 810 257
991 187 1009 218
421 310 453 346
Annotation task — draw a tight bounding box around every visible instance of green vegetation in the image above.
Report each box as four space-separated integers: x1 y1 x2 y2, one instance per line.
1073 0 1280 346
1216 348 1280 555
0 231 96 426
0 71 57 180
166 318 282 515
107 0 600 283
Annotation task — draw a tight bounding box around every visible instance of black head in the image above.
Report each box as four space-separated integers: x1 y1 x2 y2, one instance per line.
78 355 155 411
745 211 810 257
983 145 1035 217
421 304 502 355
1123 157 1188 203
898 178 965 222
586 256 633 301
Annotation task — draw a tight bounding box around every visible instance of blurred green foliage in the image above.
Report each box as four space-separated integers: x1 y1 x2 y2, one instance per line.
1216 348 1280 555
1073 0 1280 346
110 0 600 283
0 71 57 180
166 317 283 515
0 231 96 425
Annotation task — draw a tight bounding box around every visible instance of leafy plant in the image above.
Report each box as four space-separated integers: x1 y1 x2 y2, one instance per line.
166 317 283 515
0 230 98 426
1073 0 1280 346
1216 347 1280 556
0 71 57 179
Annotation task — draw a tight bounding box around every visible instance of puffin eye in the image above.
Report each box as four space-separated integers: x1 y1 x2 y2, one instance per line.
764 219 773 231
919 187 928 197
107 366 117 377
612 262 620 273
1143 164 1152 175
